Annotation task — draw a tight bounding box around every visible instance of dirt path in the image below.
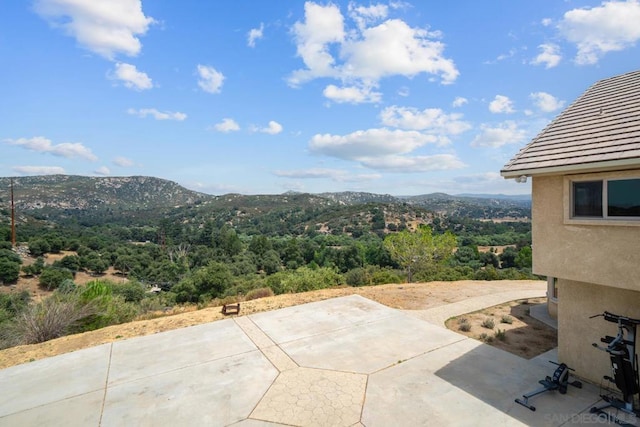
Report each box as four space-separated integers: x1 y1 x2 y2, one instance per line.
0 280 546 369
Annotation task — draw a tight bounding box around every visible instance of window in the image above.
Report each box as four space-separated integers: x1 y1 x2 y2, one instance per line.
572 178 640 219
573 181 602 217
608 179 640 217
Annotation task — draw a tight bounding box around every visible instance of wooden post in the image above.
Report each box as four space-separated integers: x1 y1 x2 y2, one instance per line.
10 178 16 247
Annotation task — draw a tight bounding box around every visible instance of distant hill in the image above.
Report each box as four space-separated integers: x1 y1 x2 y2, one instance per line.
0 175 530 236
455 193 531 202
318 191 398 205
0 175 208 211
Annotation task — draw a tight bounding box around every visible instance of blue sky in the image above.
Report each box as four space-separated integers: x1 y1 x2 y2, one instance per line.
1 1 639 196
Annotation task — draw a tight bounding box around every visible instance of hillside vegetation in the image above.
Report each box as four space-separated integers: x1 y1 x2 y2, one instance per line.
0 175 534 350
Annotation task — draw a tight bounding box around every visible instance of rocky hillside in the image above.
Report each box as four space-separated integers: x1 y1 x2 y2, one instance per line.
0 175 208 211
0 175 530 235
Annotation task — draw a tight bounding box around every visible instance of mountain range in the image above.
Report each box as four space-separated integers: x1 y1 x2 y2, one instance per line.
0 175 530 235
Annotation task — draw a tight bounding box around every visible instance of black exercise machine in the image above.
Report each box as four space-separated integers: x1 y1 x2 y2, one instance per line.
515 360 582 411
590 311 640 426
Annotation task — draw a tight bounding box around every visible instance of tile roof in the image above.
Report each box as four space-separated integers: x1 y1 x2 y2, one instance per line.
501 69 640 177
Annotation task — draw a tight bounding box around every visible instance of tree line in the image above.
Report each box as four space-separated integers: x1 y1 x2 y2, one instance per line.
0 215 534 348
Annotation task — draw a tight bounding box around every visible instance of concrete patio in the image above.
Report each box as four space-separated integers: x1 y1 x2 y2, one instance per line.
0 290 620 426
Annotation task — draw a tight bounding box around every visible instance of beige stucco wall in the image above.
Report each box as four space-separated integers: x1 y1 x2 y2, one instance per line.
531 172 640 292
531 170 640 383
558 279 640 383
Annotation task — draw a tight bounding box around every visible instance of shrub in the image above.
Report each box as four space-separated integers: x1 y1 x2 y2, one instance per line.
481 317 495 329
56 279 77 294
500 315 513 324
457 318 471 332
495 329 507 341
54 255 81 273
22 257 45 276
80 280 112 302
12 294 95 344
39 267 74 290
245 287 274 301
0 290 31 317
0 259 21 284
369 268 403 285
78 294 139 332
111 281 146 303
138 293 175 314
267 267 342 294
345 267 370 287
171 280 198 303
479 332 493 343
71 280 139 331
0 249 21 264
28 238 50 257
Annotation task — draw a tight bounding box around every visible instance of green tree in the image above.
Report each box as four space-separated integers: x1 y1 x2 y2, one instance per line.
55 255 81 273
262 249 281 275
83 253 109 275
499 246 518 268
0 249 21 264
176 261 233 301
452 246 481 269
39 267 74 290
383 226 456 282
0 259 21 284
22 257 45 276
515 246 533 269
28 238 51 257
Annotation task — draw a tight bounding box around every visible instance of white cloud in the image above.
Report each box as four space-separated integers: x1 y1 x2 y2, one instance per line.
127 108 186 121
489 95 515 114
247 23 264 47
213 118 240 133
541 18 553 27
94 166 110 175
197 64 225 93
341 19 458 83
309 128 436 160
323 84 381 104
259 121 283 135
308 127 463 172
485 48 517 64
113 156 134 167
380 106 471 137
531 43 562 68
6 136 98 161
452 97 468 108
471 121 527 148
12 165 66 175
274 168 381 182
289 2 458 102
290 2 345 84
359 154 465 172
111 62 153 90
559 0 640 65
34 0 155 59
530 92 565 112
348 3 389 30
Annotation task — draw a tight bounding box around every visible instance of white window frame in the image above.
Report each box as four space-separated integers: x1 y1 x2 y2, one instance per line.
564 170 640 226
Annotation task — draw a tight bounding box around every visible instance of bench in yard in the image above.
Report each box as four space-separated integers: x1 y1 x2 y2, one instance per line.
222 303 240 315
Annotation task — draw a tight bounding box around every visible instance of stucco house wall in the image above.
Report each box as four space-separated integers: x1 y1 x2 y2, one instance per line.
532 172 640 292
558 279 640 384
501 70 640 385
531 173 640 383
